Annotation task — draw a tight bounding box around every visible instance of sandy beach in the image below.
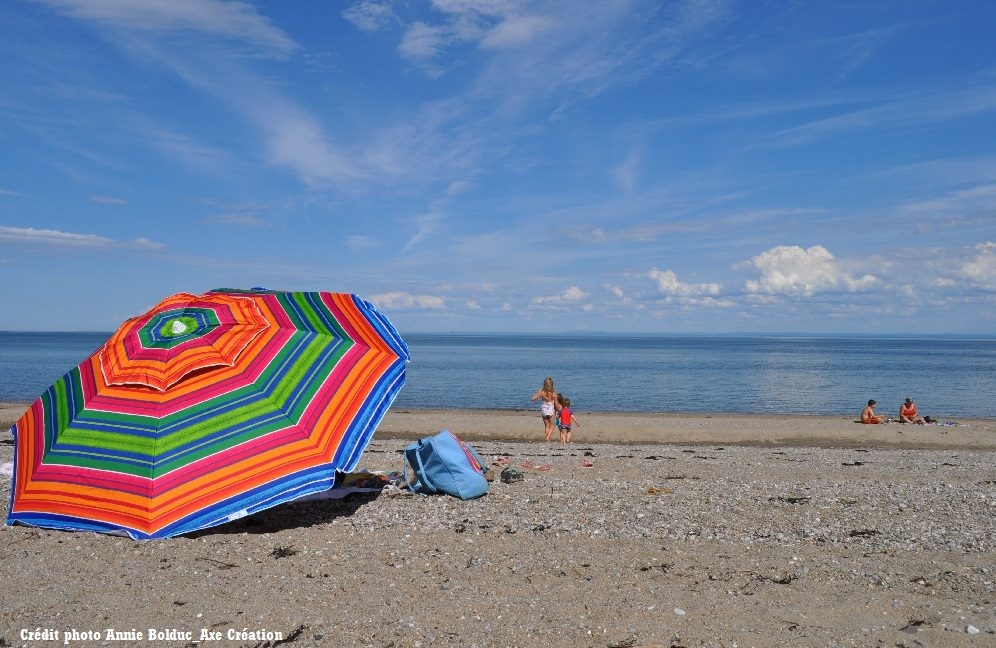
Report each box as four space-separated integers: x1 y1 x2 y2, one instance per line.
2 403 994 647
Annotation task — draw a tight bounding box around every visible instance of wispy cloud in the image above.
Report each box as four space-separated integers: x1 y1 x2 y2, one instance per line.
384 0 733 109
769 82 996 147
31 0 360 188
613 146 643 194
480 13 553 49
206 214 267 226
899 183 996 219
829 26 897 81
342 0 400 33
0 225 165 250
345 235 381 253
403 211 445 251
31 0 298 57
127 116 242 176
88 194 127 205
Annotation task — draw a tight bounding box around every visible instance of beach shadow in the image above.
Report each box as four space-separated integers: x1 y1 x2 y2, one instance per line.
185 492 382 538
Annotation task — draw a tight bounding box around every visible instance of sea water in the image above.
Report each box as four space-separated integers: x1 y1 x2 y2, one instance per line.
1 332 994 418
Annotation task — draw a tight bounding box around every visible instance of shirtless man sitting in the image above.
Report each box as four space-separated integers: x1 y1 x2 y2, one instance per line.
861 399 885 424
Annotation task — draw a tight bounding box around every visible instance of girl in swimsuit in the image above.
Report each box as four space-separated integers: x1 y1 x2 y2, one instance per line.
530 377 558 442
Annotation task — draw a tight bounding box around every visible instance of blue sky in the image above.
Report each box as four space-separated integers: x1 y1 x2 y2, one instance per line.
2 0 995 334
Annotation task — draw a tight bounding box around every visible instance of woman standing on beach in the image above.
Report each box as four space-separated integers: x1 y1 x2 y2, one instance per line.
530 377 558 442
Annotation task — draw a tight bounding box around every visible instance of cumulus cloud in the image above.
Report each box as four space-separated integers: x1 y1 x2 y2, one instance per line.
605 284 626 300
0 226 164 250
960 241 996 290
530 286 589 308
743 245 878 296
370 291 447 310
648 268 721 297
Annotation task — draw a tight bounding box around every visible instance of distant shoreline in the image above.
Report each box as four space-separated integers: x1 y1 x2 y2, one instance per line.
6 402 993 450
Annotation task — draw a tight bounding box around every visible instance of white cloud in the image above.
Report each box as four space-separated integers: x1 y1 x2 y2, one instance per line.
254 102 358 186
35 1 357 188
129 117 240 175
480 14 552 49
562 285 586 301
131 237 166 250
370 291 447 310
342 1 399 32
446 180 473 196
207 214 267 226
0 226 164 250
404 212 444 250
399 21 452 60
613 146 643 194
961 241 996 290
769 83 996 148
32 0 298 56
744 245 878 296
648 268 720 297
605 284 626 300
345 235 380 253
465 1 733 112
396 1 550 71
0 226 113 247
899 183 996 221
530 285 589 308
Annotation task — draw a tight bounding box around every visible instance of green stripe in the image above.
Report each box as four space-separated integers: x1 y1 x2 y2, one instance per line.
42 332 355 478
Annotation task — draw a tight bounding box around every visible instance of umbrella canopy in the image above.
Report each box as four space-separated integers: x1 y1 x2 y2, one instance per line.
6 289 409 539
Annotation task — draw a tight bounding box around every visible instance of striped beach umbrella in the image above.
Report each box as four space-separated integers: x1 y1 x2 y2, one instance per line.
6 288 409 539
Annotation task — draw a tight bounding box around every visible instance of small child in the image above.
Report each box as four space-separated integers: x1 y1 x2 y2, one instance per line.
557 394 579 443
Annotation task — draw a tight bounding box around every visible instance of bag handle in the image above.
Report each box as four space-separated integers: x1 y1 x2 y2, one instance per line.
404 441 438 494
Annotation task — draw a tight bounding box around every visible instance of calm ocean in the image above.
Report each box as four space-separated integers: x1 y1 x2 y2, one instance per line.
1 332 994 419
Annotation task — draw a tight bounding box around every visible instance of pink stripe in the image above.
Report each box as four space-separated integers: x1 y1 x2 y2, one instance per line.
28 424 320 498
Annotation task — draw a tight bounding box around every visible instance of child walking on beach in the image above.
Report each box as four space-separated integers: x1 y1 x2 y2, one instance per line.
530 377 558 442
557 394 579 443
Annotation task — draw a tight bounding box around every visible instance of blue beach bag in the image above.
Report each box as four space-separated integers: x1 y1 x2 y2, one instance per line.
404 430 489 500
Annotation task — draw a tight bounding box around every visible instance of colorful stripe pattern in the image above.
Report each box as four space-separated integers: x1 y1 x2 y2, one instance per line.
6 289 409 539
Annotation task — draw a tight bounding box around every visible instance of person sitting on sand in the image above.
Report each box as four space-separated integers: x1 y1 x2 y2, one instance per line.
899 397 926 424
861 399 886 424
